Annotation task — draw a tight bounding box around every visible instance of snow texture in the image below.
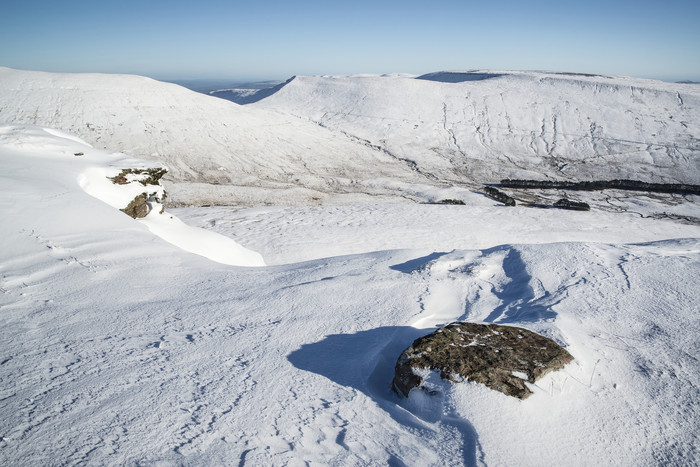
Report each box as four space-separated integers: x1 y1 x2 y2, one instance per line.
1 124 699 465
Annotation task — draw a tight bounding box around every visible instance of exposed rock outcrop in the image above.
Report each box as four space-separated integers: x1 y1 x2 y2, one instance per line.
553 198 591 211
393 322 573 399
435 199 466 205
108 168 167 186
483 186 516 206
108 167 168 218
499 179 700 195
121 193 150 219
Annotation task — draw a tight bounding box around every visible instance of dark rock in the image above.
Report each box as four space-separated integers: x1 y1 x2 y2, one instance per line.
498 179 700 195
483 186 516 206
436 199 465 205
121 193 150 219
553 198 590 211
109 168 167 186
393 322 573 399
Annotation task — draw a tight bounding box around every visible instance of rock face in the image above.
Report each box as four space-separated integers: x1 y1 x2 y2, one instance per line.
393 322 573 399
553 198 591 211
121 193 150 219
499 179 700 195
483 186 516 206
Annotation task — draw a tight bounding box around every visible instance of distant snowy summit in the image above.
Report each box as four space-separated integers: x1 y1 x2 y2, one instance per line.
252 70 700 187
1 67 698 206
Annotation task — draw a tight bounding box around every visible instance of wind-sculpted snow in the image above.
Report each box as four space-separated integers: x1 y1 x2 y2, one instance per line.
1 125 700 464
253 71 700 185
0 68 431 206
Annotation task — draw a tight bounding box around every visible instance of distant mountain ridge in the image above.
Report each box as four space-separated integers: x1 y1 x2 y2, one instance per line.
0 67 432 206
1 67 698 207
252 70 700 185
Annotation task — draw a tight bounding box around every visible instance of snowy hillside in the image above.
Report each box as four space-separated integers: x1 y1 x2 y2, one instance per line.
0 68 434 206
252 71 700 185
1 124 699 465
3 68 698 208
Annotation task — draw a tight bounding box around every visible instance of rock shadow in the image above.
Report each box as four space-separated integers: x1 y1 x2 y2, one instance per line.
288 325 481 466
482 247 557 323
389 251 449 274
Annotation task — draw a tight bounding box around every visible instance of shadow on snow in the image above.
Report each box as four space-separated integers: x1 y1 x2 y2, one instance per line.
288 324 481 466
288 245 561 465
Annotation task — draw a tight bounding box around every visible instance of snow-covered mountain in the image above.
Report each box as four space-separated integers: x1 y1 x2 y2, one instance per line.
0 68 432 206
2 67 698 207
252 70 700 185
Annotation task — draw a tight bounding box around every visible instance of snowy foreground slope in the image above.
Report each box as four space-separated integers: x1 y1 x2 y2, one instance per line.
252 71 700 185
2 126 699 465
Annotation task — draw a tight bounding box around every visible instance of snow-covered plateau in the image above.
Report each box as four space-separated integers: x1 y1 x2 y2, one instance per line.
0 67 699 465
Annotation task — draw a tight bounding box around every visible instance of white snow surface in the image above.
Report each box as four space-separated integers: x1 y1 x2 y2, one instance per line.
0 125 264 267
1 125 699 465
253 71 700 185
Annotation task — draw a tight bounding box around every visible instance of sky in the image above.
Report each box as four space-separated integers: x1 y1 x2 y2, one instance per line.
1 0 699 82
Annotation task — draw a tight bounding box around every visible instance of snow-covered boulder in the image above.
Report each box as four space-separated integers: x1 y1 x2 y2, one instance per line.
393 322 573 399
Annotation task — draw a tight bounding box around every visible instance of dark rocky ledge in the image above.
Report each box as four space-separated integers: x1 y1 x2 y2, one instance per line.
498 179 700 195
483 186 516 206
393 322 573 399
553 198 591 211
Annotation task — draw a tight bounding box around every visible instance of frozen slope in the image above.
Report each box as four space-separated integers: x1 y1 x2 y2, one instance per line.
0 68 432 206
1 125 699 465
253 71 700 185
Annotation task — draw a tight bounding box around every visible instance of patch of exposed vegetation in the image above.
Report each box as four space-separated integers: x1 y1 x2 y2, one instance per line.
109 168 167 186
393 322 573 399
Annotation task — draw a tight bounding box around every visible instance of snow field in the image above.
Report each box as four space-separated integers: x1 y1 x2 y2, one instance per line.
1 126 699 465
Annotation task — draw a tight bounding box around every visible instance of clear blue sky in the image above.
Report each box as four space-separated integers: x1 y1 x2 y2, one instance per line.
2 0 699 81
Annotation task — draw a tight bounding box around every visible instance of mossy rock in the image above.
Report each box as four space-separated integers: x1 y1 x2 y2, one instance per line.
393 322 573 399
121 193 149 218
